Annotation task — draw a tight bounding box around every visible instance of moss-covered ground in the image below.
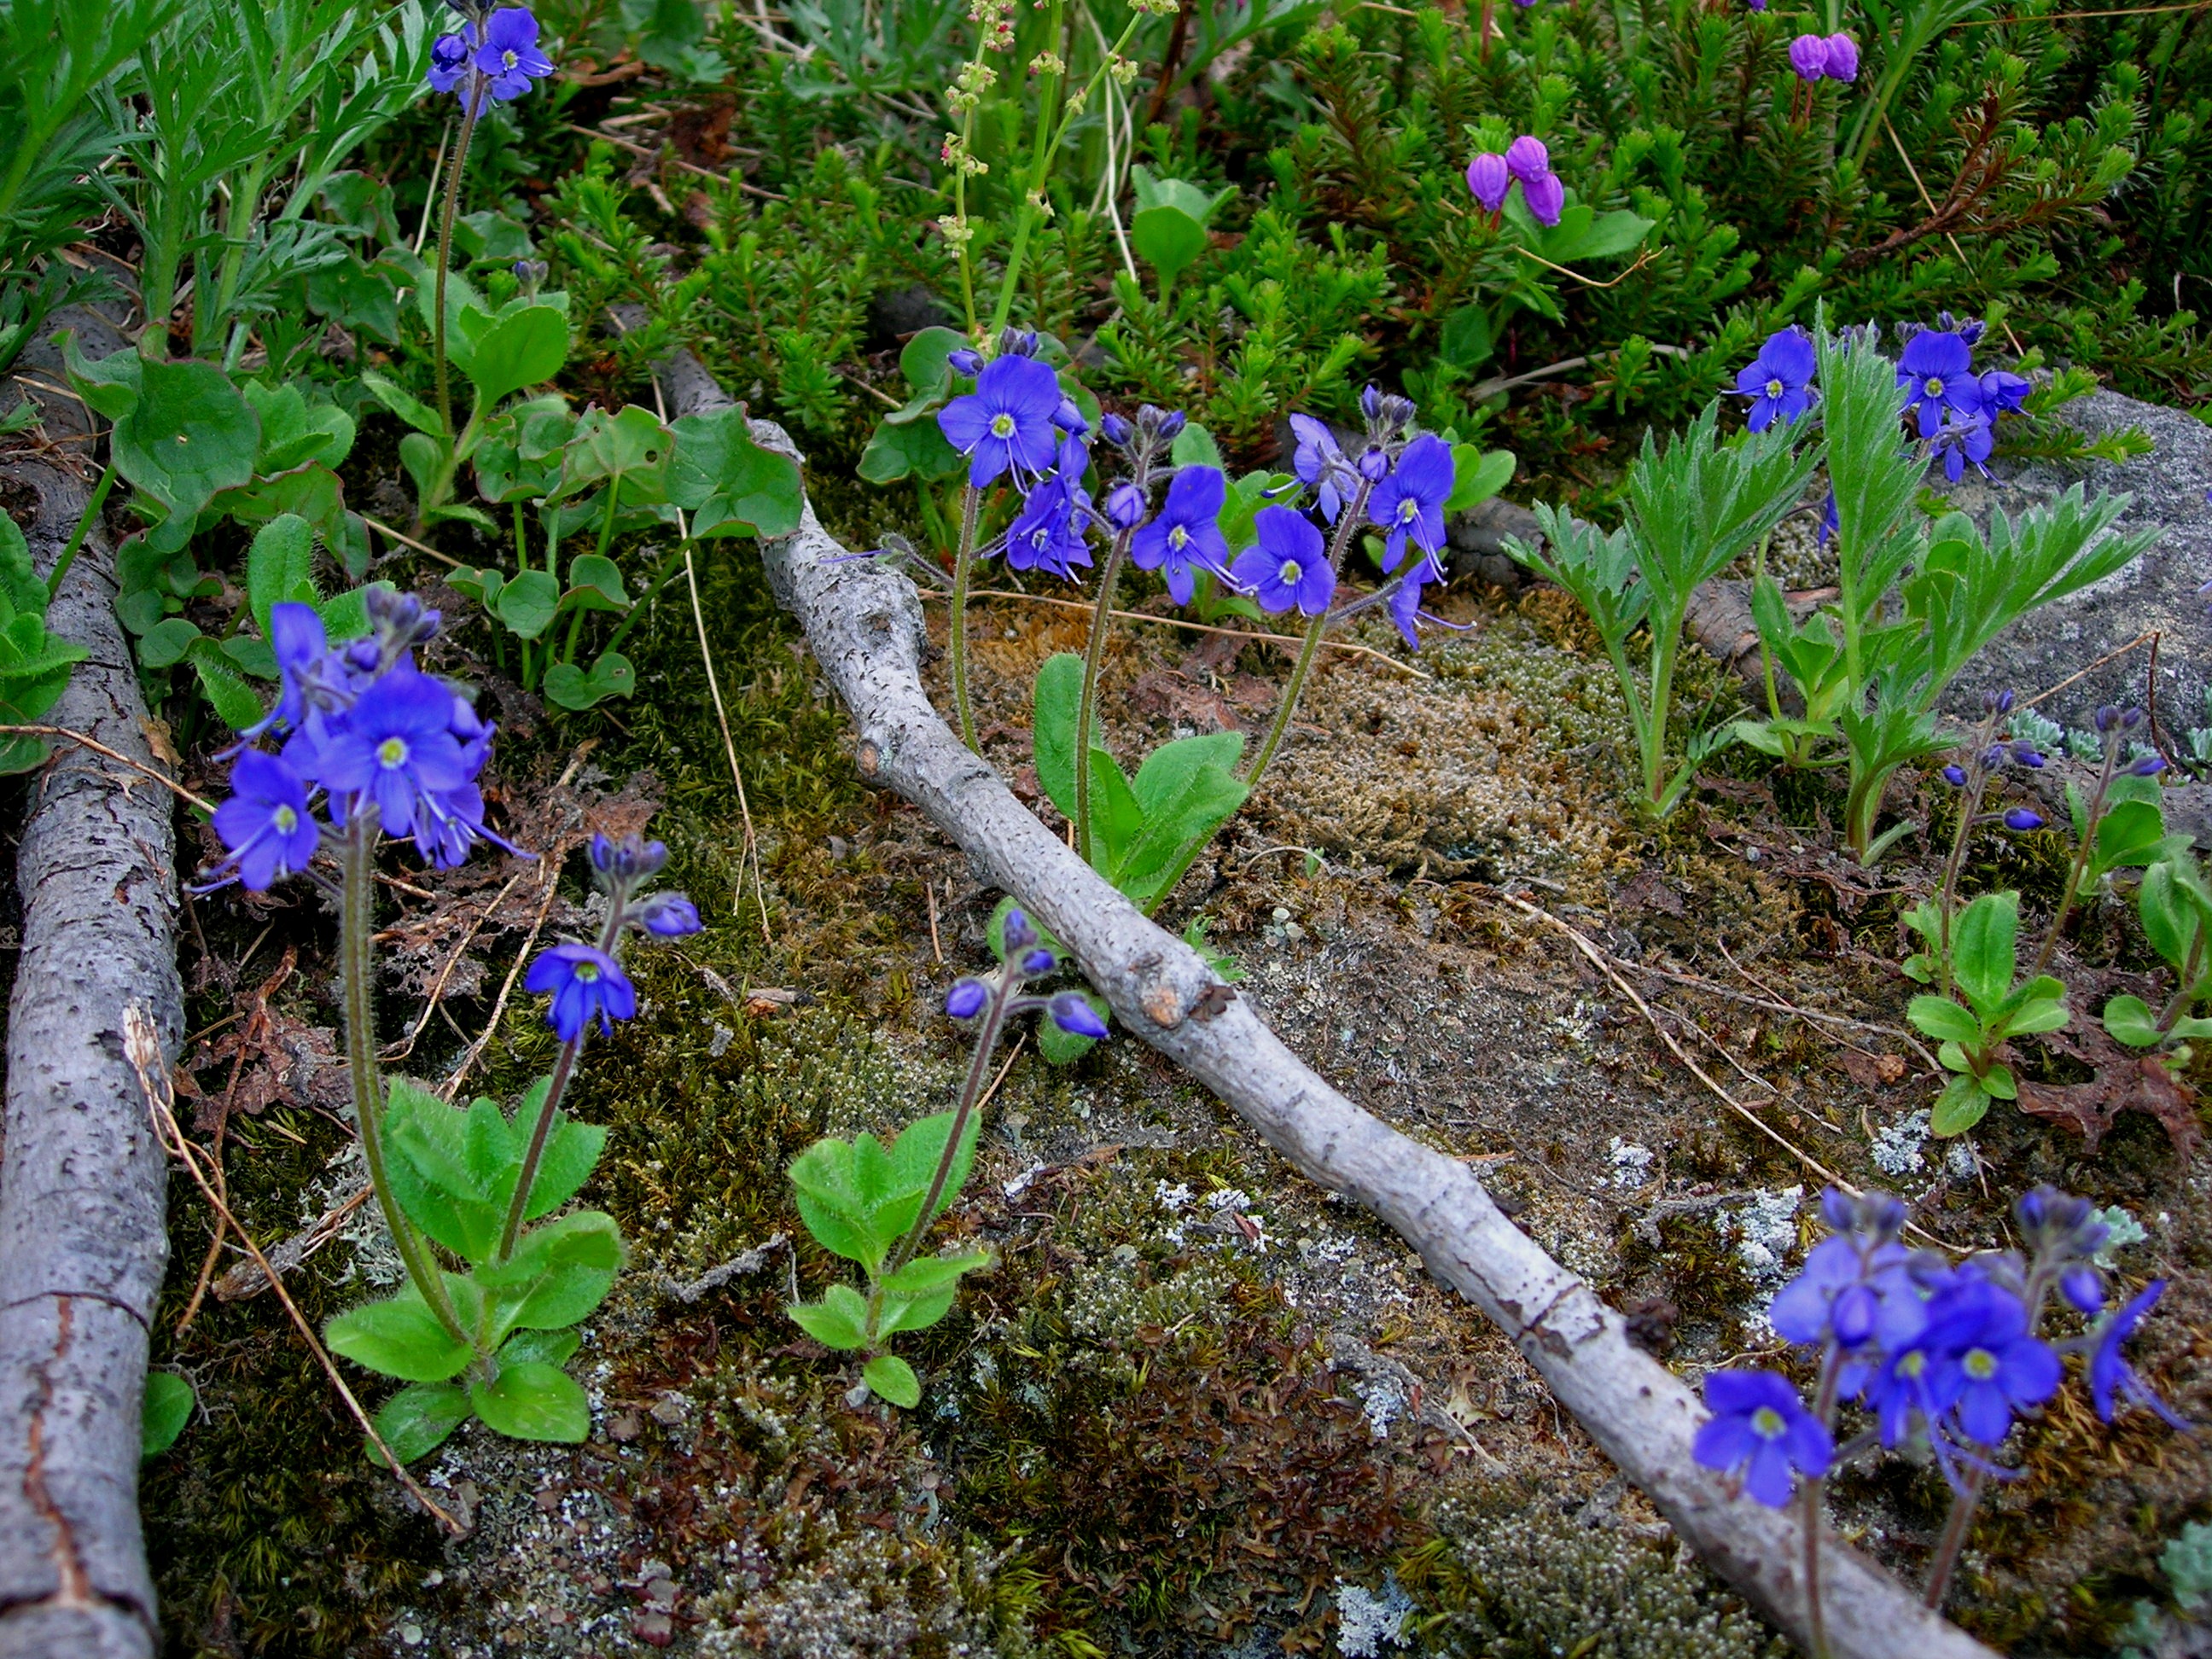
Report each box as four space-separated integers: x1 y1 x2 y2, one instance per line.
131 443 2212 1658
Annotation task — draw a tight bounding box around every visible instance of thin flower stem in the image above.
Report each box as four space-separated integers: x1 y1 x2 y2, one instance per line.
1935 748 1994 1003
2029 731 2122 980
1801 1345 1842 1659
341 818 469 1346
1243 480 1374 789
495 896 626 1261
45 463 115 600
948 484 983 754
1073 527 1132 867
883 976 1013 1282
434 76 487 444
1923 1470 1986 1608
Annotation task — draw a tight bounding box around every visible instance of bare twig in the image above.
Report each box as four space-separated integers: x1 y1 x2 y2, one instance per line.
0 723 210 811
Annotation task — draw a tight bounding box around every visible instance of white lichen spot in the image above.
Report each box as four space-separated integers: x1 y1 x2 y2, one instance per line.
1355 1373 1405 1440
1336 1576 1414 1656
1720 1186 1802 1287
1871 1109 1930 1177
1153 1180 1193 1212
1944 1138 1977 1179
1609 1138 1655 1189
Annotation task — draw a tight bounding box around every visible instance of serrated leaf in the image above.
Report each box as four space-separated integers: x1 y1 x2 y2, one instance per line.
481 1210 622 1334
863 1353 921 1408
876 1251 992 1296
498 1327 582 1368
1930 1073 1990 1137
788 1284 870 1349
247 514 318 639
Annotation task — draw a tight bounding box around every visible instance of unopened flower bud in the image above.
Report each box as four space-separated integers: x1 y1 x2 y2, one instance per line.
2004 807 2045 832
2133 754 2168 777
1052 396 1088 435
1098 411 1133 446
946 977 988 1019
1941 765 1967 787
1002 907 1037 950
2011 742 2045 768
948 348 983 376
1020 946 1057 975
1155 409 1186 440
2062 1266 2105 1314
634 892 702 937
1103 480 1147 530
1048 992 1109 1038
1983 688 2016 715
2094 704 2123 733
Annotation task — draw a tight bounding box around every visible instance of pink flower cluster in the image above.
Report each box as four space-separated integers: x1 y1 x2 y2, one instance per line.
1464 136 1563 229
1789 32 1859 81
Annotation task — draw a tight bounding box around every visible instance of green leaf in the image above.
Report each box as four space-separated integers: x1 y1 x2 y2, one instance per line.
245 381 354 474
667 408 804 538
498 1327 582 1368
141 1371 193 1458
1907 994 1983 1047
113 358 260 521
2093 798 2172 876
1569 208 1656 261
541 651 636 710
461 304 569 409
247 514 318 639
469 1361 590 1442
57 334 142 422
1439 306 1494 371
481 1210 623 1333
0 512 42 617
1130 166 1234 225
562 553 630 614
858 416 961 485
1170 422 1225 471
862 1353 921 1409
136 616 201 670
361 369 445 439
324 1285 473 1382
511 1078 605 1223
1087 746 1146 870
1132 204 1209 292
493 569 561 639
1444 446 1514 515
884 325 966 422
2104 994 2165 1049
876 1284 958 1336
189 644 267 731
789 1140 888 1268
1930 1073 1991 1137
366 1382 470 1467
560 405 673 505
788 1284 870 1350
1951 892 2021 1018
1033 652 1086 821
2137 860 2205 975
2000 995 2070 1038
876 1251 992 1296
890 1108 981 1230
1982 1062 2017 1102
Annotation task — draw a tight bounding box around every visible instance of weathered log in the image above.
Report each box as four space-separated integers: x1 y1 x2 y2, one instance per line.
0 313 181 1659
651 345 1997 1659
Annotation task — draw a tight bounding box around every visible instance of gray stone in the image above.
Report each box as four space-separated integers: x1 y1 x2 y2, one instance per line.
1936 388 2212 731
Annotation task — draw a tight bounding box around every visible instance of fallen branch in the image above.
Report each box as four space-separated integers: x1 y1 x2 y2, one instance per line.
0 311 181 1659
650 346 1998 1659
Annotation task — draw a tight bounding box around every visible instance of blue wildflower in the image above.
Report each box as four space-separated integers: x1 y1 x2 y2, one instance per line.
1693 1370 1832 1506
1979 368 2031 415
1232 508 1334 617
1367 434 1454 573
428 25 476 94
314 667 471 839
938 354 1065 487
1465 153 1511 214
1930 410 1994 483
209 749 321 893
1131 465 1231 605
527 943 637 1040
1733 329 1817 433
1897 330 1984 439
1005 439 1095 580
2090 1281 2192 1430
1923 1278 2060 1446
633 893 702 937
474 8 555 102
1289 414 1355 524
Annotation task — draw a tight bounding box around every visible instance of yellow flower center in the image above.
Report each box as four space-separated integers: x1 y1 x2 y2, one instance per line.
1898 1350 1926 1379
990 412 1016 439
501 49 519 70
272 805 297 833
573 960 600 983
376 736 409 769
1168 525 1189 551
1750 1406 1786 1439
1964 1348 1997 1382
1766 377 1784 399
1924 376 1944 396
1278 558 1302 586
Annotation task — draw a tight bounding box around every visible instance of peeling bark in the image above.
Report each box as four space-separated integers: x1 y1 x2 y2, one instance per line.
653 347 1997 1659
0 313 181 1659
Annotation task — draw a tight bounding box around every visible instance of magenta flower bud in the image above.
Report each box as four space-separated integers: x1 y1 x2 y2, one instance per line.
1505 136 1551 185
1521 170 1565 227
946 978 988 1019
2004 807 2045 832
1789 33 1829 80
1464 152 1511 213
1822 32 1860 80
1048 992 1109 1039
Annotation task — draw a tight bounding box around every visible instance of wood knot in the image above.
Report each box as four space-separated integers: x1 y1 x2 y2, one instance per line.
854 738 882 777
1140 978 1185 1028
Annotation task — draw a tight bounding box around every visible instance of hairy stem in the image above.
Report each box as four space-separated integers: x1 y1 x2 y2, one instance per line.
1074 527 1132 867
1935 744 1994 1002
434 79 486 444
1923 1470 1986 1610
495 895 624 1260
2029 732 2122 981
1802 1345 1842 1659
948 484 982 754
883 975 1011 1281
1243 480 1373 790
341 818 469 1344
